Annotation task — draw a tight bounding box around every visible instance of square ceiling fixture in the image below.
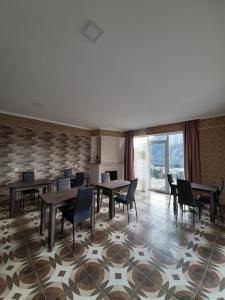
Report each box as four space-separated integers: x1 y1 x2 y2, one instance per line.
81 20 103 42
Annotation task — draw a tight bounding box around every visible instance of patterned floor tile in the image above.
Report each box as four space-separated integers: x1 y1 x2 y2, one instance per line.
0 190 225 299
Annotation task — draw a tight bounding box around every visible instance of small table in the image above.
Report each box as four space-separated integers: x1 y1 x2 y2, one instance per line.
8 179 52 218
171 181 217 222
39 188 95 250
96 180 130 219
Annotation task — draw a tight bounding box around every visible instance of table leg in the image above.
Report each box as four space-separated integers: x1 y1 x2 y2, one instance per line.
40 200 46 235
210 192 216 223
10 188 16 218
109 190 115 219
96 187 100 213
48 205 56 251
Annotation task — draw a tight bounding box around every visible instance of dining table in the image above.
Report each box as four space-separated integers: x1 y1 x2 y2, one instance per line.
171 181 218 222
39 187 95 251
8 179 53 218
96 179 130 219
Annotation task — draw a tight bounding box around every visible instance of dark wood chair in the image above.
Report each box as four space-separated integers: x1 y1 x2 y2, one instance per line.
199 178 224 222
20 171 39 207
61 187 93 252
100 172 110 207
167 174 177 207
64 168 73 178
115 178 138 222
57 177 72 212
177 179 202 225
70 172 85 188
57 177 71 191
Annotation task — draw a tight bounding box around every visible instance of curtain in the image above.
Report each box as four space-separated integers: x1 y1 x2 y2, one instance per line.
124 131 134 180
184 120 201 182
133 136 148 191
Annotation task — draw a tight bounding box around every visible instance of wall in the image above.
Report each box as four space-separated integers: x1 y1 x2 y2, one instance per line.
199 116 225 204
133 115 225 204
0 124 91 202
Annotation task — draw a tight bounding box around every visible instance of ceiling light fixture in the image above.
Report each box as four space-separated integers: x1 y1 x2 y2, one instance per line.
81 20 103 42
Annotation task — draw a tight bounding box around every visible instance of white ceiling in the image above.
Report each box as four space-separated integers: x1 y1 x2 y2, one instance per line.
0 0 224 130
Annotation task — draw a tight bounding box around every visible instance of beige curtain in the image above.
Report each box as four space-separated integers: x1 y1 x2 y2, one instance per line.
184 120 201 182
133 136 148 191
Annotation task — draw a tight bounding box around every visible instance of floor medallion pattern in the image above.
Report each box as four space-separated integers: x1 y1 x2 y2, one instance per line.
0 192 225 299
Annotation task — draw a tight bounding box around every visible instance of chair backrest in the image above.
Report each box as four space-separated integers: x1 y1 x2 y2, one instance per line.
101 172 110 183
167 173 177 195
126 178 138 203
57 177 71 191
74 187 93 217
217 178 224 197
64 168 73 178
167 174 173 186
23 171 35 183
73 172 85 187
177 179 194 206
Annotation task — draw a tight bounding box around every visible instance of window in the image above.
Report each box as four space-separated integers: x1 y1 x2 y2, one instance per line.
134 132 184 192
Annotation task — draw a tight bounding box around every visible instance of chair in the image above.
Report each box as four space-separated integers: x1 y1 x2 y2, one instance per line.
198 178 224 222
57 177 72 212
61 187 93 252
20 171 39 207
101 172 110 183
99 172 110 207
167 174 178 207
70 172 85 188
114 178 138 222
177 179 202 225
64 168 73 178
57 177 71 191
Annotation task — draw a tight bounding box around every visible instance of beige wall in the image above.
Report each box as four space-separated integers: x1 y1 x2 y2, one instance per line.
0 124 91 202
133 115 225 204
199 116 225 204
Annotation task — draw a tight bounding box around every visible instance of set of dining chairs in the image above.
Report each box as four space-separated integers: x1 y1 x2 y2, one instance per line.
167 173 224 224
20 169 85 208
57 171 138 251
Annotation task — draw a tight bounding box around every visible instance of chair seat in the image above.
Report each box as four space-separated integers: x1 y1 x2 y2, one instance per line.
115 194 128 204
63 207 91 225
198 195 210 204
22 188 39 195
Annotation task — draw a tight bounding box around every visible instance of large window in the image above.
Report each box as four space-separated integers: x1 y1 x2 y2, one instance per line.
134 132 184 192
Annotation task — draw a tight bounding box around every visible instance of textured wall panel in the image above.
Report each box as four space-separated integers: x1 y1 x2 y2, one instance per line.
0 125 91 202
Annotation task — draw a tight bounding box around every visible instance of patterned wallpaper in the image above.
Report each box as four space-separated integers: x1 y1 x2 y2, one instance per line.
0 124 91 202
199 116 225 204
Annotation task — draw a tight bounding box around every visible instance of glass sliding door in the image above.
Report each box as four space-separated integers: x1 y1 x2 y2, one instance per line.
148 132 184 193
134 132 184 193
168 133 184 180
149 139 168 192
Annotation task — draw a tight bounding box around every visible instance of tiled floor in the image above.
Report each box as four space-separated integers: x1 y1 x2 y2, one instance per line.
1 191 225 300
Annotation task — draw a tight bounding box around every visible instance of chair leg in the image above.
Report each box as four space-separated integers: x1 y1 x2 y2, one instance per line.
20 193 23 206
61 214 64 238
199 205 201 220
134 200 138 220
90 217 93 242
168 194 171 207
192 209 195 225
127 204 129 222
218 204 224 223
72 222 75 252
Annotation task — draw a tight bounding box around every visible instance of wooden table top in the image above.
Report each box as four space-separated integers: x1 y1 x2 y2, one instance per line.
8 179 53 189
96 180 130 190
40 188 78 205
172 181 217 193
